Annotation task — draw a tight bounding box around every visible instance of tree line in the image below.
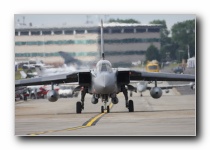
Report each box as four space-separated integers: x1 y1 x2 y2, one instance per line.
109 18 195 63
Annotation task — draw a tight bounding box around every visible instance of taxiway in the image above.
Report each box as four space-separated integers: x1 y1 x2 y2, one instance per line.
15 86 195 136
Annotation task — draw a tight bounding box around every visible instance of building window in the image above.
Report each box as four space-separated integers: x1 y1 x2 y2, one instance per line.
20 31 29 36
76 30 84 34
124 28 134 33
111 28 121 34
42 31 51 35
65 30 73 35
31 31 40 35
15 38 160 46
136 28 146 33
86 40 96 44
103 29 109 33
54 30 62 35
87 29 99 33
66 40 74 44
45 41 54 45
15 32 19 36
37 41 44 45
148 28 160 32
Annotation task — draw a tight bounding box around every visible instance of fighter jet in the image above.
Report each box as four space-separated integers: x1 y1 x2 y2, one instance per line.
34 64 76 77
20 70 38 78
15 20 195 114
58 51 83 66
15 86 29 101
58 51 98 69
19 63 77 78
129 81 195 97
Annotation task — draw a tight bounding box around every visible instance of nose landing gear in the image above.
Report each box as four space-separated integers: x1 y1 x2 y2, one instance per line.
101 94 110 113
101 105 110 113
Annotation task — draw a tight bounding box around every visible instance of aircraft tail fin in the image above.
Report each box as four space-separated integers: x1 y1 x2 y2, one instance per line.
35 66 44 76
20 71 27 79
58 51 82 65
100 20 105 60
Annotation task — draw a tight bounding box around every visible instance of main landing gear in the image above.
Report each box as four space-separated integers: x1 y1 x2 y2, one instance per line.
76 88 86 114
76 101 82 114
128 100 134 112
122 86 134 112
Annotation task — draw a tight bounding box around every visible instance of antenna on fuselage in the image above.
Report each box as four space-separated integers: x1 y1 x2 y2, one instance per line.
100 20 105 60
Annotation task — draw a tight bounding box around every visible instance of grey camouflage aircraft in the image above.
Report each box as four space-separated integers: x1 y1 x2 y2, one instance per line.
15 20 195 114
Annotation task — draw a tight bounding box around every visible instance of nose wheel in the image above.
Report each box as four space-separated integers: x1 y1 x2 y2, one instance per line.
107 106 110 113
101 106 104 113
101 96 110 113
100 95 110 113
101 105 110 113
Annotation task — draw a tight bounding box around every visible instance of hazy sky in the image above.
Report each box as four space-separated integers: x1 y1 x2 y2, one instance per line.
14 14 195 31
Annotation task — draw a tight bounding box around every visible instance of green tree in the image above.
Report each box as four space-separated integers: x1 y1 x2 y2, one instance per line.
171 19 195 59
149 20 170 45
108 18 140 23
149 20 173 61
160 40 180 61
146 45 160 61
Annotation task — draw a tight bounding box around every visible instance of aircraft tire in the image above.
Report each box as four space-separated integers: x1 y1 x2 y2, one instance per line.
101 106 104 113
76 101 82 114
128 100 134 112
107 106 110 113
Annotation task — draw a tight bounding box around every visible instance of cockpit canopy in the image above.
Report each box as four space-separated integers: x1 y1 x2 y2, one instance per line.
96 60 112 72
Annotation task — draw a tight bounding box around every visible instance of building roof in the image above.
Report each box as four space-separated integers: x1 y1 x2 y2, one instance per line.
15 23 163 31
103 22 162 27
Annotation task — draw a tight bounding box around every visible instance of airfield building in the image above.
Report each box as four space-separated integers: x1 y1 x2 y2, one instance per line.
15 23 162 67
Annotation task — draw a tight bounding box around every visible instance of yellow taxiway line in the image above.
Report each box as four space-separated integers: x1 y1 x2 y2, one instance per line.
28 103 113 135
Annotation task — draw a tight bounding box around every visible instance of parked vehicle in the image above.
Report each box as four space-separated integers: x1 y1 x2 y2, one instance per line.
146 60 160 72
173 66 184 74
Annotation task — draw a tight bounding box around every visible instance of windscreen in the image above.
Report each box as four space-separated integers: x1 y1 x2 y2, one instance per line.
148 65 158 70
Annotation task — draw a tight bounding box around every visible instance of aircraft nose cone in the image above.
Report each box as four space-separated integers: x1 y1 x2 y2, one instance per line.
137 86 144 92
94 73 116 94
97 77 111 91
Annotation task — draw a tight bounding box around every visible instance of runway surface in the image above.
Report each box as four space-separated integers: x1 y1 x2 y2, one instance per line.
15 83 196 136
